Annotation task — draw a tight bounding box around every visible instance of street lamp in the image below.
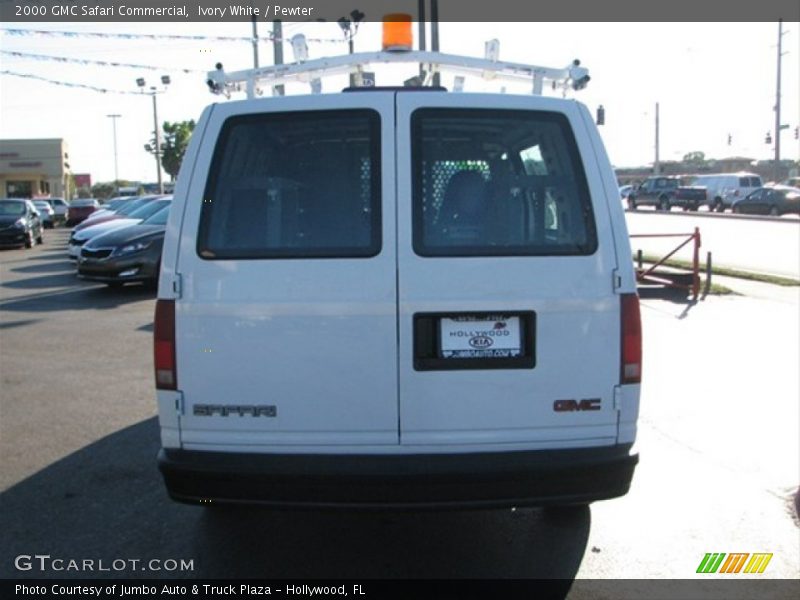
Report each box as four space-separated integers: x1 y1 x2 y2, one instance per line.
338 9 364 86
136 75 171 194
106 114 121 195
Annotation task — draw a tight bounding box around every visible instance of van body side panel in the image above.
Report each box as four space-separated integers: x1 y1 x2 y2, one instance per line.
173 95 400 447
157 105 215 448
395 95 620 447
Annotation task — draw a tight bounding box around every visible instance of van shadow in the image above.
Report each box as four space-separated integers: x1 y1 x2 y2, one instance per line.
1 418 589 588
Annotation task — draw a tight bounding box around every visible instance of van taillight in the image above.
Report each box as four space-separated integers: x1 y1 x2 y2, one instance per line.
154 299 177 390
621 293 642 384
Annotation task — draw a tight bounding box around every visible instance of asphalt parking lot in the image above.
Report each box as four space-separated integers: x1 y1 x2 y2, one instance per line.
1 228 798 590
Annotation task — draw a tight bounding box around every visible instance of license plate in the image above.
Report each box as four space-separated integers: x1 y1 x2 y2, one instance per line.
439 315 522 358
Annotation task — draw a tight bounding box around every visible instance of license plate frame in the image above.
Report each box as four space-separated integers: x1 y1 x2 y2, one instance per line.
439 315 523 359
413 311 536 371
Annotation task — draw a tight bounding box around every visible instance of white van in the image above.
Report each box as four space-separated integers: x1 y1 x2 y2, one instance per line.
690 172 763 212
154 44 641 509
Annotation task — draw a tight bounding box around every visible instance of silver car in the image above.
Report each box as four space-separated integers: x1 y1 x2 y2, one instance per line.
33 200 55 228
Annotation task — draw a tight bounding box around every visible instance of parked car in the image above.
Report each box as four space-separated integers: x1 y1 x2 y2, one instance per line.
626 176 679 210
780 177 800 188
33 200 56 228
68 197 172 259
732 186 800 216
0 199 44 248
689 173 763 212
81 197 136 224
78 202 171 287
49 198 69 225
73 196 161 232
66 198 101 225
619 184 634 200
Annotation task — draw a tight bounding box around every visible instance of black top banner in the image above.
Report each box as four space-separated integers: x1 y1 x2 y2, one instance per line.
2 0 800 23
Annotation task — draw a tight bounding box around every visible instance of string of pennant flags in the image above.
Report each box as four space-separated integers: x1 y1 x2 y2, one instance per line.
1 70 145 94
0 50 205 73
0 27 346 44
0 26 347 95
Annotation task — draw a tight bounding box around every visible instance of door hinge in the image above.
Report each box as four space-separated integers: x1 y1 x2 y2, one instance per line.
612 268 622 291
613 386 622 411
171 273 183 299
174 391 185 416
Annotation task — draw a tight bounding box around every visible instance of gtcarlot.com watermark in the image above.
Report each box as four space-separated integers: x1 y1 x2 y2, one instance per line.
14 554 194 573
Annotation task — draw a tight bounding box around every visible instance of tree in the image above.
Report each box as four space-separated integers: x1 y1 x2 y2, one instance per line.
160 120 196 181
91 182 116 201
682 151 706 166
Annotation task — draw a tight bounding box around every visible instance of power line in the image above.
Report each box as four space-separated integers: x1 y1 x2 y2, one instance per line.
1 50 204 73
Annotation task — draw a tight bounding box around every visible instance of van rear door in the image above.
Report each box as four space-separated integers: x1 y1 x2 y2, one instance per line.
173 94 399 449
395 93 621 449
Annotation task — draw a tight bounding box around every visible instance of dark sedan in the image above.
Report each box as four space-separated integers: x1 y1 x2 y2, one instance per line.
66 198 101 225
0 199 44 248
77 201 171 287
732 186 800 216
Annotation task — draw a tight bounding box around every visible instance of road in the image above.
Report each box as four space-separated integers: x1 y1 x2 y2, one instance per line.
625 209 800 280
1 229 798 593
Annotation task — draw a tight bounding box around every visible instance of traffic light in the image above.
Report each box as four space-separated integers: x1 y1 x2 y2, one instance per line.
727 134 732 145
795 126 799 140
765 132 772 144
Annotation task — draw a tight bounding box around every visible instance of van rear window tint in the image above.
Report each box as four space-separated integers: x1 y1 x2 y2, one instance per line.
197 110 381 259
412 109 597 257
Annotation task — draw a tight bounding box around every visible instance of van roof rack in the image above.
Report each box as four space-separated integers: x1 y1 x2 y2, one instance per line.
206 49 590 100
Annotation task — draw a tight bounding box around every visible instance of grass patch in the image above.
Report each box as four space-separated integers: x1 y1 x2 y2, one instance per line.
703 281 737 295
636 254 800 287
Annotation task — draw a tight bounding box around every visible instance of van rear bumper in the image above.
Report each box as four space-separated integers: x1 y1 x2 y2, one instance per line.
158 445 638 509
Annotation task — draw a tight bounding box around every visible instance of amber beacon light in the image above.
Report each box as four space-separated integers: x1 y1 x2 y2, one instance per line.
382 14 413 51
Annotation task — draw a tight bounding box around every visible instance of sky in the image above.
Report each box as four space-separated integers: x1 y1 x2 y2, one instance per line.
1 21 799 184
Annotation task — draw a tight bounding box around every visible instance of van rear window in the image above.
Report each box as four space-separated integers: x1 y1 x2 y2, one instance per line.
197 110 381 259
412 109 597 257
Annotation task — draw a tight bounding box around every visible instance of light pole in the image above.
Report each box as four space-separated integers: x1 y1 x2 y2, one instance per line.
136 75 170 194
106 114 121 195
338 9 364 87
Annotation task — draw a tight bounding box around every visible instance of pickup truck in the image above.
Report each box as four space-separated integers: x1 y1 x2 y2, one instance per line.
670 185 706 211
626 177 679 211
626 176 706 211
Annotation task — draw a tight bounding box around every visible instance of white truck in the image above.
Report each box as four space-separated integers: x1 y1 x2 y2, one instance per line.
154 23 641 509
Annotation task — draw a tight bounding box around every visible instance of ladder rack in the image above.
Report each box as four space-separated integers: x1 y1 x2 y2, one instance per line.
206 50 590 99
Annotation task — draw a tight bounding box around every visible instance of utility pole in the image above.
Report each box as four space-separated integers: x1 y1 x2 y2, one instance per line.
431 0 440 87
106 114 121 195
418 0 427 79
272 20 284 96
773 19 787 182
654 102 661 175
251 14 259 69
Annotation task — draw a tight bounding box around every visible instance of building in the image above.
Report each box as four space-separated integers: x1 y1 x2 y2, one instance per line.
0 139 72 199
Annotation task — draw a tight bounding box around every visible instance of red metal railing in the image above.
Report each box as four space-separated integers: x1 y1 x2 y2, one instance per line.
631 227 701 300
